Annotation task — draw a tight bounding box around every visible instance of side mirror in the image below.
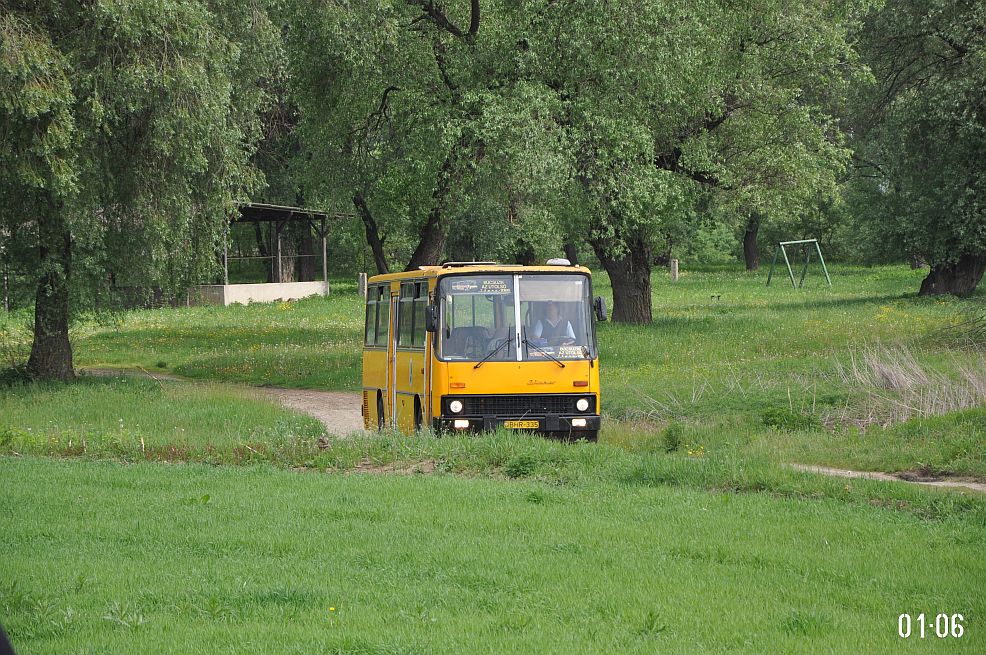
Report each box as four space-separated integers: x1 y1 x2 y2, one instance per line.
593 296 607 322
424 305 438 332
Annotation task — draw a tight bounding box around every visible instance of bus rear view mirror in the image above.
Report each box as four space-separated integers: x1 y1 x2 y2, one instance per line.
424 305 438 332
594 296 607 322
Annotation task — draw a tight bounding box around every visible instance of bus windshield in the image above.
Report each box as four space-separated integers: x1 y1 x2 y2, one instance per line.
438 273 594 362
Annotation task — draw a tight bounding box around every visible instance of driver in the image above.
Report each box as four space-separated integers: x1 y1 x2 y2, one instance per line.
532 301 576 343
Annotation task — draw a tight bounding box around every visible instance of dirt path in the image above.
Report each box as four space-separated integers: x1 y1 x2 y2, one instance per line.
261 387 364 436
82 368 364 436
789 463 986 494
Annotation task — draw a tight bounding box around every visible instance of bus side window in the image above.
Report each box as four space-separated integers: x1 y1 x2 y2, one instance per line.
412 282 427 348
364 288 377 346
375 287 390 346
398 283 414 347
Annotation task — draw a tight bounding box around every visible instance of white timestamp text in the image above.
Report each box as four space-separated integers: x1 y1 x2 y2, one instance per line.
898 613 964 639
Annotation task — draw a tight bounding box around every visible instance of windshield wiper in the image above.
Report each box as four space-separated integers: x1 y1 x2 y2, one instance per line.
474 338 511 369
522 327 566 368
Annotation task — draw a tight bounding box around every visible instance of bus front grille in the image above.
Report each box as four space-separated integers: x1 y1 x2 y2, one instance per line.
446 394 593 417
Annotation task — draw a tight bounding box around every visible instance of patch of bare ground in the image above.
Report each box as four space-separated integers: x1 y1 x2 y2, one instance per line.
789 463 986 494
261 387 364 437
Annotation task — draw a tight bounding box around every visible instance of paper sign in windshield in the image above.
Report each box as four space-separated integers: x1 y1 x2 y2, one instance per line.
449 278 512 295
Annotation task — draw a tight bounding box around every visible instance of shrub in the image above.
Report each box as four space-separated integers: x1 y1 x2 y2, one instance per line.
662 422 684 453
762 407 819 431
504 454 538 479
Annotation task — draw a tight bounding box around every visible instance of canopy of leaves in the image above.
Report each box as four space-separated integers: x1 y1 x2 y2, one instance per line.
848 0 986 265
0 0 280 301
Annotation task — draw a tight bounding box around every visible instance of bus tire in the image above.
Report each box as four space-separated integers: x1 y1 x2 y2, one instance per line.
413 397 423 432
376 393 385 431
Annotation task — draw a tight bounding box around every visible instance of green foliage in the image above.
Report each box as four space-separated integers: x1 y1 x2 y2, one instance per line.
0 0 284 376
847 0 986 269
661 422 684 453
504 453 538 478
761 407 820 432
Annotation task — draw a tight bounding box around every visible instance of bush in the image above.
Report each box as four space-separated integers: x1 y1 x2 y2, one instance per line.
662 422 684 453
762 407 819 431
504 454 539 479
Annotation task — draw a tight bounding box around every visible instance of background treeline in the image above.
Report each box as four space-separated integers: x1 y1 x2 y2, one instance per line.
1 0 984 378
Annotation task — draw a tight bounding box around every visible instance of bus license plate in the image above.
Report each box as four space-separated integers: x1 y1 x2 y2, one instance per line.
504 420 540 429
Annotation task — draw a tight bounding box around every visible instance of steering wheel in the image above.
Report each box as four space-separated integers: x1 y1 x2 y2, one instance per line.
547 336 576 347
485 337 510 357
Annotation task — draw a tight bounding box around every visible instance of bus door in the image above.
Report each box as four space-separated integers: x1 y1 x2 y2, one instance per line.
394 280 429 431
387 286 398 428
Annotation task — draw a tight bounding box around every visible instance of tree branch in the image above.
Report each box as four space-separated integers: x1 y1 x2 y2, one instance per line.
406 0 480 43
654 147 720 187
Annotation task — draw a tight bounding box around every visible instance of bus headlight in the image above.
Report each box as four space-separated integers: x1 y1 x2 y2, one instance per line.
449 400 464 414
576 398 590 412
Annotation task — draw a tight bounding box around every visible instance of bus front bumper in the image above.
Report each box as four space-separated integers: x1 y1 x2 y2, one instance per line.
433 415 601 434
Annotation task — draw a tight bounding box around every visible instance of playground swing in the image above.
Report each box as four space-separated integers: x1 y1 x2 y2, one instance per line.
766 239 832 288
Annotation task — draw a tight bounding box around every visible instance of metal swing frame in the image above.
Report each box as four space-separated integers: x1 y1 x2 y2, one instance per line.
766 239 832 288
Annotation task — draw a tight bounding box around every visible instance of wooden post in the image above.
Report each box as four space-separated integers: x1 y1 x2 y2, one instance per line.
358 272 368 298
222 228 229 286
670 259 679 282
321 217 328 296
275 221 283 283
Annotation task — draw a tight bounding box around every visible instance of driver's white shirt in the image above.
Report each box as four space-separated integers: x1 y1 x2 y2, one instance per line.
533 317 576 339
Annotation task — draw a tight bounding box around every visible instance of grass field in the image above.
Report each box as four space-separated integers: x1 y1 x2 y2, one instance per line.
5 263 981 477
2 457 984 654
2 263 985 653
0 376 324 453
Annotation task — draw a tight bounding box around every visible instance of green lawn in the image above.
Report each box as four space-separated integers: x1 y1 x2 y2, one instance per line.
0 377 324 453
2 457 984 654
1 264 985 653
73 281 365 389
2 264 983 478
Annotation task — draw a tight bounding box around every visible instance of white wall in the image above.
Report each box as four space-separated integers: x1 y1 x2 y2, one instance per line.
190 281 329 306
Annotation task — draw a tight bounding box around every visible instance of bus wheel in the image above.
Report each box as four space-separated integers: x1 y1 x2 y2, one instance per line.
414 397 423 432
376 393 385 431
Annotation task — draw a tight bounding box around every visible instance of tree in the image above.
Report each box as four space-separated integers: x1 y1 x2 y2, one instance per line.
849 0 986 296
281 0 490 274
0 0 279 378
515 0 864 321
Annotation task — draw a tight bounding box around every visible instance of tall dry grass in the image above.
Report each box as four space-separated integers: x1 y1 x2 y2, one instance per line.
829 343 986 428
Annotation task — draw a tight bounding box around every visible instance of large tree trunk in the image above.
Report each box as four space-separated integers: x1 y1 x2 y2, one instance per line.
743 213 761 271
405 150 459 270
563 241 580 266
405 203 448 270
516 242 538 266
280 232 297 283
405 135 479 271
27 202 74 380
918 254 986 297
254 223 273 282
591 234 653 324
352 193 389 275
299 224 315 282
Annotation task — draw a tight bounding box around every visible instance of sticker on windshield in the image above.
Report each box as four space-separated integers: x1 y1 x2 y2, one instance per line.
449 278 511 295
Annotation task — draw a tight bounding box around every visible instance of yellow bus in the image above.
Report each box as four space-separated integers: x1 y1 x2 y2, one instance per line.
361 260 606 440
